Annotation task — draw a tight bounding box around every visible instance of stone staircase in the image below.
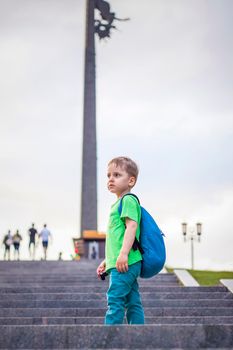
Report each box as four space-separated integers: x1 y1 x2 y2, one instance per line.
0 260 232 349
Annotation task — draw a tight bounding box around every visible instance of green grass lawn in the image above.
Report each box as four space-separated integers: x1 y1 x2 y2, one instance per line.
166 267 233 286
188 270 233 286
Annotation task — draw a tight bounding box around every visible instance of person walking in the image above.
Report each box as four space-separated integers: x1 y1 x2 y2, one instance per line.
39 224 52 260
12 230 22 261
2 230 13 261
91 246 97 259
28 223 38 260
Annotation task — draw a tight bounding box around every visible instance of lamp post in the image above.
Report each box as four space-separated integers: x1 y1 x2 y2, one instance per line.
182 222 202 270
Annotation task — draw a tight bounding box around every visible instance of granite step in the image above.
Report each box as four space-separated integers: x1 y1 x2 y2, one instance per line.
0 276 174 282
0 316 233 325
0 271 173 275
0 307 232 317
0 274 177 280
0 286 227 293
1 291 232 301
0 279 178 285
0 282 180 288
1 299 233 308
0 324 232 349
0 277 179 286
0 271 172 276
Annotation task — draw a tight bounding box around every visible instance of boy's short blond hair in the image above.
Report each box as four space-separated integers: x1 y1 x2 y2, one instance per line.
108 156 139 181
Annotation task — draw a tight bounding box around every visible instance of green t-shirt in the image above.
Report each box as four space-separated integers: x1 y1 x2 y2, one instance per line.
105 194 142 273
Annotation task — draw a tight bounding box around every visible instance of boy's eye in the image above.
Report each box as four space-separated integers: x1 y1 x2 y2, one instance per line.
114 172 120 177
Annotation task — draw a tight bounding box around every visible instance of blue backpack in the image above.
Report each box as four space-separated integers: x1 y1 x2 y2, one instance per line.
118 193 166 278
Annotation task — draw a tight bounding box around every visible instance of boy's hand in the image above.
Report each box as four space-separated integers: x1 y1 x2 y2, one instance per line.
116 252 128 273
96 260 106 278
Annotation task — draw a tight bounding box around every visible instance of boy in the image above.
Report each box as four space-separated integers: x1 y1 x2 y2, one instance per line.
97 156 144 325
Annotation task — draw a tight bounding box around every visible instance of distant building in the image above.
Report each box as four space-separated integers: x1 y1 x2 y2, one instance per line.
73 231 106 259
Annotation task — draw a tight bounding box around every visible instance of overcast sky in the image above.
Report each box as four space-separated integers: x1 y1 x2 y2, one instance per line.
0 0 232 270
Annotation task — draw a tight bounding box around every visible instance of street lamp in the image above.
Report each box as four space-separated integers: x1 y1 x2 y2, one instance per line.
181 222 202 270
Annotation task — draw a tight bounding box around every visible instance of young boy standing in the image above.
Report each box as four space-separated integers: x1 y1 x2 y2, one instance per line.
97 156 145 325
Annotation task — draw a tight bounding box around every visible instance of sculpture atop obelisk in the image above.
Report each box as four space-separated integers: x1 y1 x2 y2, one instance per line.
80 0 129 236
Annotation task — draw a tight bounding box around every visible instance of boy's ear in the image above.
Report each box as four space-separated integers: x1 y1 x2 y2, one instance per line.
129 176 136 188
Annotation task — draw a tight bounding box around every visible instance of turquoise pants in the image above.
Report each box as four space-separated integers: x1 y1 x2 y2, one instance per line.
105 261 145 325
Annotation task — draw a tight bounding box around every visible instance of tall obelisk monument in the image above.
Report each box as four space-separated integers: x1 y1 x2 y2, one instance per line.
80 0 97 235
80 0 129 236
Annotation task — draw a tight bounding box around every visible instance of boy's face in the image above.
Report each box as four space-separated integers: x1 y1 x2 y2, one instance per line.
107 163 136 198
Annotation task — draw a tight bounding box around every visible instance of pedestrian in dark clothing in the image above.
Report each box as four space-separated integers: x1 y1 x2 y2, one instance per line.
91 246 97 259
2 230 12 260
28 223 38 260
13 230 22 260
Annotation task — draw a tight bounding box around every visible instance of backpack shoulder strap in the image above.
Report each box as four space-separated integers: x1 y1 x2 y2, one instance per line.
118 193 140 215
118 193 144 254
